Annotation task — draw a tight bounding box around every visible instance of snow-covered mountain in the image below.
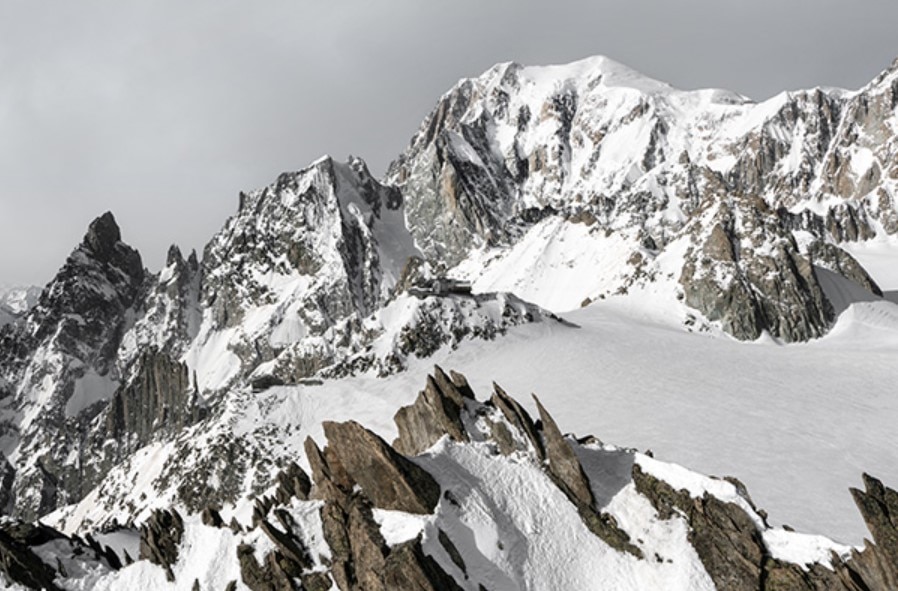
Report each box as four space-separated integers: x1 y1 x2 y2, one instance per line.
0 155 560 527
0 285 41 327
388 55 896 340
0 54 897 589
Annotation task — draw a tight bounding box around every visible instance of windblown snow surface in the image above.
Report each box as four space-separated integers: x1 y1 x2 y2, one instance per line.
287 291 895 548
434 300 898 546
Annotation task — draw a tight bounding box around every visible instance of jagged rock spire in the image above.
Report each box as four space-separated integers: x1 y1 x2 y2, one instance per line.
83 211 121 254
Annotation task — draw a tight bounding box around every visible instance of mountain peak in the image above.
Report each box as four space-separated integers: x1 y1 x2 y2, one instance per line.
868 55 898 88
165 244 184 267
501 54 676 96
83 211 122 259
74 210 144 282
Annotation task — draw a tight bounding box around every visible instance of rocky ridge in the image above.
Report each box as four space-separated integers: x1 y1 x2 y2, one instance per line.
0 369 896 589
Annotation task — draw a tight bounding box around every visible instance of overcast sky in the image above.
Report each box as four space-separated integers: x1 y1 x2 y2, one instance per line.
2 0 897 287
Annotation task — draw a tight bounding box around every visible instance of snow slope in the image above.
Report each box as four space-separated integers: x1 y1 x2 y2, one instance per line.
50 295 898 547
43 359 872 591
843 238 898 291
413 301 898 545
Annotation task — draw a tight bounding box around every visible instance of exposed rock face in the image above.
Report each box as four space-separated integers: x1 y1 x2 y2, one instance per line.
383 537 466 591
534 394 595 508
632 466 764 589
633 464 898 590
320 420 441 514
234 475 323 591
848 474 898 589
0 285 41 328
3 56 898 590
273 461 312 505
139 508 185 582
0 213 213 521
201 506 224 528
389 97 521 267
807 240 882 296
305 412 461 591
236 542 296 591
387 56 897 341
393 368 470 456
104 350 205 453
0 370 897 589
0 519 118 590
0 456 15 513
0 523 67 591
155 154 558 398
118 244 201 375
319 495 464 591
192 155 421 391
0 165 559 523
259 516 313 571
490 382 545 459
286 370 898 589
0 212 146 520
236 517 314 590
397 368 642 558
679 204 834 341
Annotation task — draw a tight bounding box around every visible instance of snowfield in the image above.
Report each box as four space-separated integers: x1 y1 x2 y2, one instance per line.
411 298 898 545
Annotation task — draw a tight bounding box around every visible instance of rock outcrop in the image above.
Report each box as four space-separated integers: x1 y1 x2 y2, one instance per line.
847 474 898 589
317 421 441 514
633 464 898 590
118 244 201 374
0 523 67 591
273 461 312 505
193 155 421 390
304 410 460 590
679 205 834 341
0 285 41 328
139 508 185 582
393 367 470 456
0 519 118 590
104 350 205 452
395 368 641 558
534 394 595 508
0 179 559 523
2 54 898 590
